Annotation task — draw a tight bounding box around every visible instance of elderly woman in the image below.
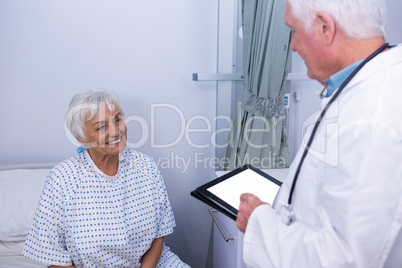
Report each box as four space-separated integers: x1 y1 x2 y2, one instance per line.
22 91 189 268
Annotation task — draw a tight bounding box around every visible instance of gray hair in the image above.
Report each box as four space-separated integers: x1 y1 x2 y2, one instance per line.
65 90 125 141
287 0 386 39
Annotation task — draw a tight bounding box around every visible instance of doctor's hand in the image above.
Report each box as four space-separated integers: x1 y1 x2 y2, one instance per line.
236 193 270 233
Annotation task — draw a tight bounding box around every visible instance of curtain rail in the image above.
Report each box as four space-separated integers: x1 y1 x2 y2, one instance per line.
192 73 309 81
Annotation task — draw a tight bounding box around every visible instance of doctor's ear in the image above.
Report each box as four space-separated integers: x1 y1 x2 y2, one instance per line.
315 12 336 45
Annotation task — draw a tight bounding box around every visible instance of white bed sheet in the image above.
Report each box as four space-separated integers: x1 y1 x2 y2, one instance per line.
0 256 46 268
0 241 25 256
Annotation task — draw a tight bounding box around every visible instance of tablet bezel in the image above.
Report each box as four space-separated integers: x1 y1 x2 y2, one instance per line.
195 164 282 219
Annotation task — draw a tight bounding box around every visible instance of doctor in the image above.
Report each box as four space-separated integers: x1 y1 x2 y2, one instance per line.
236 0 402 267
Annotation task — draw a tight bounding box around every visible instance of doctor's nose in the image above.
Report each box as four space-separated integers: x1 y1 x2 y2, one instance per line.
290 36 297 52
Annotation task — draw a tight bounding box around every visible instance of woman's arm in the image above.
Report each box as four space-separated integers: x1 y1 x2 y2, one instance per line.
140 237 164 268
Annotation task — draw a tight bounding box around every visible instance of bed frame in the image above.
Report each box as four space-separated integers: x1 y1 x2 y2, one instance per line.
0 163 58 171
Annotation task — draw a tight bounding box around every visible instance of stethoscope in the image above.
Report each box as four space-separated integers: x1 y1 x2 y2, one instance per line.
280 42 391 225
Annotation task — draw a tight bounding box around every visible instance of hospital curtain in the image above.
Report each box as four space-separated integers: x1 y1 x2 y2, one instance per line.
223 0 292 170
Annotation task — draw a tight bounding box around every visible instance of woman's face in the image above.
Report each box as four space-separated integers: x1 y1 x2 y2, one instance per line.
82 106 127 158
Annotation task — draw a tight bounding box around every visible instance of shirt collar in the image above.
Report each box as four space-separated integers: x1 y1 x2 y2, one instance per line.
323 59 364 98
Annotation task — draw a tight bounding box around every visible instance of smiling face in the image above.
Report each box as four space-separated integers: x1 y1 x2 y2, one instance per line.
81 105 127 158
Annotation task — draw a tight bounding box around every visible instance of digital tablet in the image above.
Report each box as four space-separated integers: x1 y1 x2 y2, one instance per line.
191 164 282 220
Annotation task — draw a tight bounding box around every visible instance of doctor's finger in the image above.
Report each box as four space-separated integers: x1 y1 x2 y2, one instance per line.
236 212 247 233
240 192 256 202
240 193 251 202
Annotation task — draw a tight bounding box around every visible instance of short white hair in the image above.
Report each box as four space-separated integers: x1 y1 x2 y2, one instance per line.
65 90 125 141
287 0 386 38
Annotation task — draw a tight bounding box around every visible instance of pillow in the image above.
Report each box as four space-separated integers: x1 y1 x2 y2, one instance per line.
0 169 50 241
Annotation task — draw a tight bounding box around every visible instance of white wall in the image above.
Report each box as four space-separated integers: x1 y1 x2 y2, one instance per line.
287 0 402 159
0 1 222 266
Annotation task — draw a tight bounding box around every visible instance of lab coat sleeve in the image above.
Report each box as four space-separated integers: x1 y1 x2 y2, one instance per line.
243 118 402 267
243 205 353 267
243 205 280 267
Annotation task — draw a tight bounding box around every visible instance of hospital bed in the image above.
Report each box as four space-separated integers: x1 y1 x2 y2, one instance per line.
0 163 56 268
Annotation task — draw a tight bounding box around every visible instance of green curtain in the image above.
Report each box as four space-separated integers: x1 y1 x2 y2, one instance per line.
224 0 292 170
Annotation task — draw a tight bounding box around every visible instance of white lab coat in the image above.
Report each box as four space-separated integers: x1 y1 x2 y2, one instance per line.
243 44 402 268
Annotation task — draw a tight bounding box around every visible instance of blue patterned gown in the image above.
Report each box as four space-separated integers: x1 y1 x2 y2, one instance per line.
23 149 189 267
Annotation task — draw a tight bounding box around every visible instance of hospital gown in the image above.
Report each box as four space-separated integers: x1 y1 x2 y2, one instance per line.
23 149 189 267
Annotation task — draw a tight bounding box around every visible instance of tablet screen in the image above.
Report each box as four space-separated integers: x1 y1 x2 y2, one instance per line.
207 168 281 210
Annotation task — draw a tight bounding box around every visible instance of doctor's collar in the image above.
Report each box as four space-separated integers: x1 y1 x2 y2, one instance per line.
323 59 364 98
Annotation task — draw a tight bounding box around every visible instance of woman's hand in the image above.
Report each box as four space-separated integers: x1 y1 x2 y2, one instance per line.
140 236 164 268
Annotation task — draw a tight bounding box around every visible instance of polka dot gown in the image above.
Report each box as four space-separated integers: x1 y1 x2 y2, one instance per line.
23 149 190 267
